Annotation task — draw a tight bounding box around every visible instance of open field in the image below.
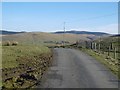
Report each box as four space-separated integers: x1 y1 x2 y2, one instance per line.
2 45 51 68
1 32 97 45
2 45 53 88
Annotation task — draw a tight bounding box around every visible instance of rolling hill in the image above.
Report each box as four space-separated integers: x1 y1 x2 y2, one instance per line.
0 30 26 35
54 30 110 36
1 30 111 45
1 30 110 36
1 32 95 45
110 34 120 37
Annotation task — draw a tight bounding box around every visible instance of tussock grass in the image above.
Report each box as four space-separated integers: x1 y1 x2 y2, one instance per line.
2 44 52 88
2 45 51 69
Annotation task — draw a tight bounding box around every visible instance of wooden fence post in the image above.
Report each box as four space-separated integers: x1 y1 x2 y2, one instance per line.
114 47 117 60
95 42 96 51
108 46 110 56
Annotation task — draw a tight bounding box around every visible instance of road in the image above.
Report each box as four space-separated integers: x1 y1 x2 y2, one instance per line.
38 48 118 88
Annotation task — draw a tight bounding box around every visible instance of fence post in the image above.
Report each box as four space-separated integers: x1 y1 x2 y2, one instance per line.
108 46 110 56
114 47 117 60
98 42 101 54
95 42 96 52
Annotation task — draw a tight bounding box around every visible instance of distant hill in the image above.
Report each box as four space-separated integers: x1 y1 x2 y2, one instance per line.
54 31 110 36
110 34 120 37
1 30 109 36
1 30 110 45
1 32 98 44
0 30 26 35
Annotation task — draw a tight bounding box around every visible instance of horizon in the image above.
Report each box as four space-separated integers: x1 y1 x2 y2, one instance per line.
1 29 116 34
2 2 118 34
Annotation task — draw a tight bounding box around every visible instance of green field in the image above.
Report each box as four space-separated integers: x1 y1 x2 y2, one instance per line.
2 45 51 69
2 44 52 88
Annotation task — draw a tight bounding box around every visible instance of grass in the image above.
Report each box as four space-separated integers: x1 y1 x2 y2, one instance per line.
103 51 119 60
81 48 119 79
2 32 92 45
2 45 51 69
2 44 52 88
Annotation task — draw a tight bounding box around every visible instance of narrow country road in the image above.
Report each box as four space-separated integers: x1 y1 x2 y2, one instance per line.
38 48 118 88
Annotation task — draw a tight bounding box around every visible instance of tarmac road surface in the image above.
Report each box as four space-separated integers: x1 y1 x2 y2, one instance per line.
38 48 118 88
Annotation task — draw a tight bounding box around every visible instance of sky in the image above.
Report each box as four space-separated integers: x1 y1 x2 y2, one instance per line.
2 0 120 2
1 2 118 34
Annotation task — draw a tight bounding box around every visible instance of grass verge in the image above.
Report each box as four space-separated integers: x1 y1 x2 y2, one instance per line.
80 48 119 79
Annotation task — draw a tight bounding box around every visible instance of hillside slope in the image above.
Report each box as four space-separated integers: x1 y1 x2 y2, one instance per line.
2 32 97 45
0 30 25 35
55 31 110 36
